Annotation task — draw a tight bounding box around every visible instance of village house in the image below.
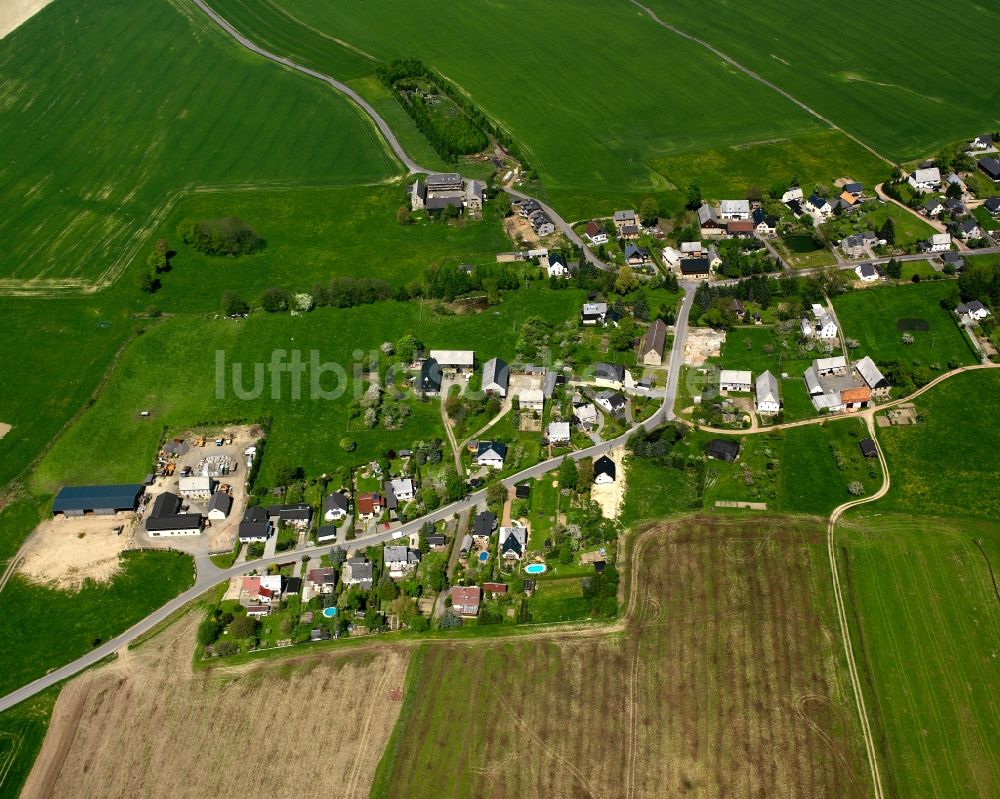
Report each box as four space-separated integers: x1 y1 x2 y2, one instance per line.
410 173 485 216
146 491 203 537
593 455 617 484
755 370 781 415
843 181 864 197
384 545 421 578
238 506 271 543
580 301 608 326
529 209 555 237
815 356 848 377
450 585 481 617
315 525 338 543
429 350 475 377
356 492 385 521
307 566 338 594
719 369 752 393
812 311 839 340
698 204 725 237
971 134 994 151
473 510 497 544
499 525 528 561
842 233 872 258
752 208 777 237
908 167 942 193
323 492 350 522
781 187 804 204
613 209 637 234
726 219 754 238
719 199 751 221
546 421 571 443
855 262 881 282
206 490 232 521
984 197 1000 215
681 241 702 255
956 300 991 321
977 157 1000 182
386 478 416 503
266 504 313 530
420 357 442 395
624 244 651 266
595 390 626 415
855 356 890 399
639 319 667 366
572 399 600 429
841 386 872 411
593 362 626 389
956 219 982 240
585 220 609 245
342 557 374 590
661 246 682 269
707 245 722 269
923 198 944 217
474 441 507 470
805 194 832 218
929 232 952 252
518 387 545 412
679 258 711 279
482 357 509 397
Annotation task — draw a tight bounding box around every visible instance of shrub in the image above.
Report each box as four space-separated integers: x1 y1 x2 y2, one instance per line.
177 216 264 256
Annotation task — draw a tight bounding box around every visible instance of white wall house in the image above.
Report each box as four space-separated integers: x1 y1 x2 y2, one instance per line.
719 369 752 392
908 167 941 193
755 371 781 415
178 476 214 500
719 199 751 220
930 233 952 252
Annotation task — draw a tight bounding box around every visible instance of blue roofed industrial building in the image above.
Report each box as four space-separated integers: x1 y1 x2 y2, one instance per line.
51 484 144 516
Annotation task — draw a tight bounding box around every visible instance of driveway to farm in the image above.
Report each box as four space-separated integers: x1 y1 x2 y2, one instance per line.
190 0 612 272
0 283 696 714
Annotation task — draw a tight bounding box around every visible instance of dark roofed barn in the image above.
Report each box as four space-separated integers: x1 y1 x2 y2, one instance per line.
858 439 878 459
52 484 144 517
706 439 740 462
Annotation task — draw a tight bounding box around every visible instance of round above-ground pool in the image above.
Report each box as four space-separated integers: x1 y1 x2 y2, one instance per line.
322 606 337 618
524 563 547 575
478 551 489 563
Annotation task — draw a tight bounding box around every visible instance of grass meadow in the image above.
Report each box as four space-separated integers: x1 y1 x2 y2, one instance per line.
0 0 397 285
372 515 870 798
209 0 830 216
641 0 1000 162
834 281 977 369
0 688 57 798
32 286 585 492
839 514 1000 799
0 550 194 698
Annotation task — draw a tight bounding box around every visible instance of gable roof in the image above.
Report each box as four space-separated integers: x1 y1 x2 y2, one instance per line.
52 484 144 513
150 491 181 518
475 440 507 460
840 386 871 404
613 209 636 222
324 492 350 514
594 361 626 382
755 370 779 404
482 357 509 391
499 526 527 556
911 167 941 184
726 220 754 233
720 199 750 214
641 319 667 356
697 203 719 225
594 455 616 480
474 511 497 537
855 356 887 389
585 220 604 237
707 439 740 461
978 157 1000 179
679 257 710 275
208 491 233 515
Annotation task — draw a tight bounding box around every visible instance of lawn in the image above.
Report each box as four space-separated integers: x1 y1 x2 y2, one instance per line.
618 455 699 527
833 281 977 369
0 688 57 798
778 234 837 269
872 369 1000 521
899 260 937 281
209 0 831 217
861 203 937 247
0 550 194 697
145 185 513 313
640 0 1000 163
837 513 1000 799
32 285 584 493
372 515 870 798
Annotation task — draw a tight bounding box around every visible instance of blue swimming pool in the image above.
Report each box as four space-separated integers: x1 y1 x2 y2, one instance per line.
524 563 547 575
322 607 337 618
478 551 489 563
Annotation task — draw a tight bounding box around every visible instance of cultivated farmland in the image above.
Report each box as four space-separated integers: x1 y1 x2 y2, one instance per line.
372 515 871 798
21 614 410 799
0 0 397 287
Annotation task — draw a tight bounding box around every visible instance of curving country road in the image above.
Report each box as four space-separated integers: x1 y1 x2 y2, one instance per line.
0 283 697 713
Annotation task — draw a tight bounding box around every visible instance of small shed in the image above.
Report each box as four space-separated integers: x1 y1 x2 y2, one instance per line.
858 439 878 459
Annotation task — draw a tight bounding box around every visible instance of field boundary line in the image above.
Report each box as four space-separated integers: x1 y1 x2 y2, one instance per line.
628 0 896 168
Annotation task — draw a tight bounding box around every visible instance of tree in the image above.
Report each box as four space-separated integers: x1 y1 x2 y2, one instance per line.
422 487 441 511
639 197 659 227
139 269 159 294
615 264 637 294
221 290 249 316
885 258 902 280
486 481 506 506
197 618 222 647
685 181 702 211
228 614 258 639
260 287 290 313
946 180 963 200
847 481 865 496
396 334 420 363
558 457 579 492
878 217 896 246
396 206 413 226
577 458 594 487
340 438 356 452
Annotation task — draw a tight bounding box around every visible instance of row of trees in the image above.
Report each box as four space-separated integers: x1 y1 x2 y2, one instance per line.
178 216 264 257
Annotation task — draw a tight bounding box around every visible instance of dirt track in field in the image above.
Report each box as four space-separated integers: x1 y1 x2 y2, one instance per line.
22 614 409 799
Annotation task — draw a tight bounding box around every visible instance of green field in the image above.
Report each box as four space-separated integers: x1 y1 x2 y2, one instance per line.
778 234 837 269
0 550 194 697
209 0 837 216
838 514 1000 799
0 0 397 285
618 456 699 526
641 0 1000 162
899 260 938 281
140 184 512 313
32 286 584 492
833 281 977 369
0 689 57 798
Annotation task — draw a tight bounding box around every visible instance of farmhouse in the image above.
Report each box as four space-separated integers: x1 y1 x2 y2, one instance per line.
719 199 750 221
573 400 599 429
499 525 528 560
755 370 780 415
752 208 777 236
146 490 202 537
814 311 838 340
726 219 754 238
681 241 702 255
585 221 609 245
977 157 1000 182
843 181 864 197
593 455 617 484
679 258 711 279
52 484 144 517
518 387 545 412
545 252 571 278
449 586 481 617
206 490 233 520
908 167 942 193
546 421 571 443
323 492 350 522
661 246 682 269
429 350 474 376
178 475 214 500
595 391 626 415
593 362 626 389
482 357 509 396
613 209 637 233
706 245 722 270
815 356 848 377
238 506 272 542
474 441 507 470
838 191 860 211
855 356 890 399
719 369 752 393
581 302 608 326
384 545 420 578
420 357 443 395
706 439 740 462
356 492 385 521
841 386 871 411
956 300 991 321
698 203 724 237
410 173 485 216
639 319 667 365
